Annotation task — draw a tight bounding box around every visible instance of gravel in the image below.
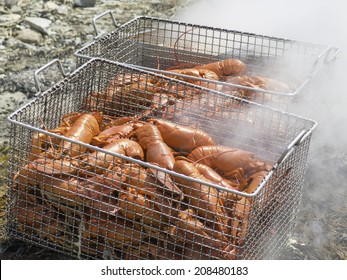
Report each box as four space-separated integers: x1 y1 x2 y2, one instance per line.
0 0 190 145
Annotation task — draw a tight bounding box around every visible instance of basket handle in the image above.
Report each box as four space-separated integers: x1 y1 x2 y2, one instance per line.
323 46 340 64
34 59 67 96
308 46 340 77
275 129 309 168
92 10 117 37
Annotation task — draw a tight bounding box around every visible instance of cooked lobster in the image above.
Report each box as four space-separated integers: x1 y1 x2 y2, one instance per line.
14 112 276 260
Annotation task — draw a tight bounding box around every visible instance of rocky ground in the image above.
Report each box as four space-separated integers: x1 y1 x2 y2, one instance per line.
0 0 190 145
0 0 192 257
0 0 346 261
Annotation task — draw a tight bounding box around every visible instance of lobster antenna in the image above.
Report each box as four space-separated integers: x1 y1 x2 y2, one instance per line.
38 116 55 152
174 27 196 66
157 56 160 70
193 150 237 164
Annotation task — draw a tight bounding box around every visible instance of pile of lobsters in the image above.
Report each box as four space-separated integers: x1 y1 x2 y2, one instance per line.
163 58 294 98
84 58 293 119
12 108 273 259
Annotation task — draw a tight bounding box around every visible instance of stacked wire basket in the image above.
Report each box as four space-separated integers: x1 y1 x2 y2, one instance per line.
76 12 339 112
6 11 339 260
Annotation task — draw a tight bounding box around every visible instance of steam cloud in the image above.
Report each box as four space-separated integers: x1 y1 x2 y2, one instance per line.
174 0 347 259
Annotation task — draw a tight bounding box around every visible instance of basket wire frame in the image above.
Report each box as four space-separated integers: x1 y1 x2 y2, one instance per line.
75 15 339 111
6 58 316 259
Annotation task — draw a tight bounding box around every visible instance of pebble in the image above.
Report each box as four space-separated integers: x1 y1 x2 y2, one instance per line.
75 37 82 45
43 2 69 16
0 14 21 26
10 5 23 14
44 1 60 12
4 0 19 8
4 37 19 48
74 0 96 8
17 29 42 44
57 5 70 16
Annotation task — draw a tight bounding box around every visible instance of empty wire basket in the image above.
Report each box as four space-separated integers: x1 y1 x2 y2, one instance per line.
6 58 316 260
74 12 339 111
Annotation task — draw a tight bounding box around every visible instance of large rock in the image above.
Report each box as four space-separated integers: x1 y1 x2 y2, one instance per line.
25 17 52 35
17 29 42 44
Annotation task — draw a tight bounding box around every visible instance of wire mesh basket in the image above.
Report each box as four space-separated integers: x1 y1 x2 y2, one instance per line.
6 58 316 260
74 12 339 111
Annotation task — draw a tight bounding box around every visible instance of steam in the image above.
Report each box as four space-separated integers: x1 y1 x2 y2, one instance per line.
174 0 347 259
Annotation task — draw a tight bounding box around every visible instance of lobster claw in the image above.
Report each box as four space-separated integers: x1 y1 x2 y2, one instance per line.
148 167 184 201
243 170 269 194
167 209 235 260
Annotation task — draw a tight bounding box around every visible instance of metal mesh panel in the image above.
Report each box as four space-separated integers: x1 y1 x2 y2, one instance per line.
75 16 338 111
7 59 316 260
